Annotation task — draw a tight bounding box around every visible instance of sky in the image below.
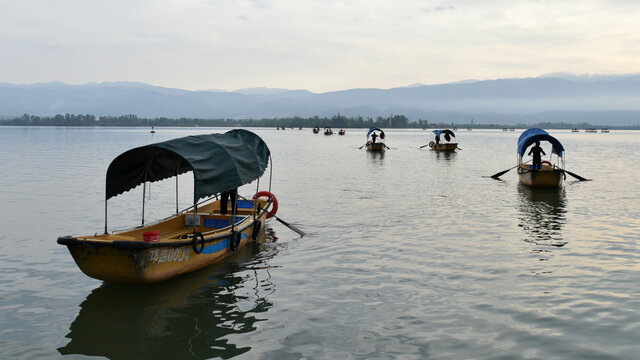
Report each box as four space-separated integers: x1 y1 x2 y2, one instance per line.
1 0 639 93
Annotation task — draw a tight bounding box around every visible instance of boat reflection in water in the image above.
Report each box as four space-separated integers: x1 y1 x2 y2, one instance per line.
517 185 567 249
434 150 457 161
58 229 279 360
367 149 385 161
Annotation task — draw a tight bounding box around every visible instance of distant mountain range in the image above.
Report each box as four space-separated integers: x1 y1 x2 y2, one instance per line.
2 74 640 125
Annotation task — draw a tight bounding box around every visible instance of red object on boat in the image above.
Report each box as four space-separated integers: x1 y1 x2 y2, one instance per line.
143 231 160 242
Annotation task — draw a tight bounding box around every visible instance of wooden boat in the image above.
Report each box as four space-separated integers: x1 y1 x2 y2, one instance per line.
324 127 333 135
57 130 277 283
366 142 386 151
338 129 346 135
427 129 458 151
365 127 386 152
312 126 320 134
518 162 564 187
516 128 566 187
571 128 579 132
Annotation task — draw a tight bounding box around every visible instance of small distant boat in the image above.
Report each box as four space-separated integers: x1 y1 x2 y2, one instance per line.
298 127 302 130
57 130 277 283
516 128 565 187
601 129 610 133
324 127 333 135
338 129 346 135
571 128 579 132
467 128 472 131
502 128 508 131
312 127 320 134
427 129 458 151
365 127 386 151
509 128 515 131
586 128 598 133
150 126 155 134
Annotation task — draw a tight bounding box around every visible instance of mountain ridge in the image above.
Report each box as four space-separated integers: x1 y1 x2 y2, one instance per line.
2 75 640 125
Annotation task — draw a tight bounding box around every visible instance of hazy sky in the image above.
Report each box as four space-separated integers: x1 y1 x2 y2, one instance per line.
1 0 639 92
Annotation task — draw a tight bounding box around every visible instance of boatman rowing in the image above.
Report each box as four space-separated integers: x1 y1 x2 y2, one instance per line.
528 141 546 169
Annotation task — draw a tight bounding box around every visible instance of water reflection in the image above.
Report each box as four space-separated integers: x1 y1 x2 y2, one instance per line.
58 231 278 360
367 150 385 162
517 185 567 248
433 150 457 161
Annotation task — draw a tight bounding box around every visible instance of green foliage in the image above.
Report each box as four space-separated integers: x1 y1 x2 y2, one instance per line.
1 113 638 129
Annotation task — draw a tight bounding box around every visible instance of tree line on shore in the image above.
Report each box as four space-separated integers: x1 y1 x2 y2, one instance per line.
1 113 638 129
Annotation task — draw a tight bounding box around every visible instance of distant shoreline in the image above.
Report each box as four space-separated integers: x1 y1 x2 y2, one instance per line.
1 113 638 130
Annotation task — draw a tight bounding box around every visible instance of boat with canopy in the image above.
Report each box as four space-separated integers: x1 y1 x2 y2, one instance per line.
365 127 386 151
427 129 458 151
57 129 278 283
324 127 333 135
517 128 565 187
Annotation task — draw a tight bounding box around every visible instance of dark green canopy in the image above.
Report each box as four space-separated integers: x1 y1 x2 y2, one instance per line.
105 129 270 203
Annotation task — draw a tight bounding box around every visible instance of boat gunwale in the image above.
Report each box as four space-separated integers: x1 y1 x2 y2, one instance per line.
57 217 256 249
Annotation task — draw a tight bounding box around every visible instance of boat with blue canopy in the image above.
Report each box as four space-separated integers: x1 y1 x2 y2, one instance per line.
365 127 387 151
57 129 279 283
517 128 565 187
427 129 458 151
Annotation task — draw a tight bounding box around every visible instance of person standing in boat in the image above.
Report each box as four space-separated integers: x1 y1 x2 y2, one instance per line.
528 141 546 169
371 132 378 144
220 187 238 214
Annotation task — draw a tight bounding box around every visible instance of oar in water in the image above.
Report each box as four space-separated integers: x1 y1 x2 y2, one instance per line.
237 195 306 237
358 143 368 149
384 144 390 149
487 160 531 179
562 169 591 181
419 144 430 149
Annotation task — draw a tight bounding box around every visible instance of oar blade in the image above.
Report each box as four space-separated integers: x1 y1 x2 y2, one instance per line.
489 168 511 179
563 169 591 181
275 217 306 237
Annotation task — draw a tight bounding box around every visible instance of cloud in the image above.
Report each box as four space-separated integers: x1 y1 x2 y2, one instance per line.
420 5 454 12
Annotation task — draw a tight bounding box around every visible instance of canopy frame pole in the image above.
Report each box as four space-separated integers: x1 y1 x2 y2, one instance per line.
175 161 180 214
141 159 153 226
231 190 238 234
104 200 108 234
142 181 146 226
268 156 273 196
253 178 260 220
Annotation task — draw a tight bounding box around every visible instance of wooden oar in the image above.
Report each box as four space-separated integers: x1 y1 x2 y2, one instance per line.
562 169 591 181
384 144 390 149
238 195 306 237
488 160 531 179
358 143 367 149
419 144 429 149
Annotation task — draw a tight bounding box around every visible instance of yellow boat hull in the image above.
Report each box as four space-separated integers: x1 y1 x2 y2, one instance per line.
366 142 385 151
430 143 458 151
58 198 270 283
518 165 564 187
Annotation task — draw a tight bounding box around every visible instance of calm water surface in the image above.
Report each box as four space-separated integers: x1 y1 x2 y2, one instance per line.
0 126 639 359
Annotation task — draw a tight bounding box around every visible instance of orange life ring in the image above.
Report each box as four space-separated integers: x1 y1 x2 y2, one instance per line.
541 160 552 167
253 191 278 218
428 141 435 148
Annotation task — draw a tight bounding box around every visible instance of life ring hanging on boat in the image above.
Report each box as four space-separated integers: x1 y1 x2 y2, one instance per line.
253 191 278 218
428 141 435 148
541 160 552 168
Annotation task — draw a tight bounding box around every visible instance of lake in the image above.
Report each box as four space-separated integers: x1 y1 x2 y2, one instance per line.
1 126 639 360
